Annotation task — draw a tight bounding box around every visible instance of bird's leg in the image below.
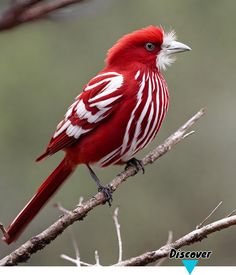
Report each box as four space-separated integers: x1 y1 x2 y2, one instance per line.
86 165 113 206
125 158 145 174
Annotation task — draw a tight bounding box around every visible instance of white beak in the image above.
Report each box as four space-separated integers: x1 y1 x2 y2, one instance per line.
166 41 191 54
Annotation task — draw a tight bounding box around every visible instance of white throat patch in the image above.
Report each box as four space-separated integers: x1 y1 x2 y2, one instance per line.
157 30 176 71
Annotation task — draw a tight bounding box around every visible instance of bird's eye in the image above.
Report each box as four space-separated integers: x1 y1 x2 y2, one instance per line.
145 42 156 52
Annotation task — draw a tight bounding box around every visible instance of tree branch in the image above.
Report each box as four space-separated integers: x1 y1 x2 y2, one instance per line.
0 0 87 31
0 108 205 266
60 201 236 267
116 214 236 266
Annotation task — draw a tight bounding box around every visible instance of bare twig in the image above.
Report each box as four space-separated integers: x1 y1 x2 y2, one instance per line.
183 130 195 139
77 196 84 207
60 231 92 266
60 253 91 266
226 209 236 218
53 202 71 215
0 0 87 31
69 231 81 265
61 207 122 266
113 207 122 263
166 230 173 244
155 230 173 266
115 214 236 266
94 250 100 266
61 254 80 266
196 201 223 229
0 109 205 266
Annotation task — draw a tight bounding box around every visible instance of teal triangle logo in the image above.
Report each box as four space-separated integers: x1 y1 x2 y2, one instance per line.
182 260 199 274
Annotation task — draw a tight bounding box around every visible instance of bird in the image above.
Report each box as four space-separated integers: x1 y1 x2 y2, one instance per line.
2 26 191 244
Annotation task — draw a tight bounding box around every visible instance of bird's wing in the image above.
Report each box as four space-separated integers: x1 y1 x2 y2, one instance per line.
36 72 124 161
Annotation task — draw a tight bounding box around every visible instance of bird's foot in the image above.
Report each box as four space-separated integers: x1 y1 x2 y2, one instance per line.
125 158 145 174
87 164 113 206
98 185 113 207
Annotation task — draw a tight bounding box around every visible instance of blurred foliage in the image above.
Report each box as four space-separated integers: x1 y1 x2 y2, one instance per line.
0 0 236 266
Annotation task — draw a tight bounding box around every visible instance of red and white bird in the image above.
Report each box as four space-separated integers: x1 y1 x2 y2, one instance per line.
2 26 191 244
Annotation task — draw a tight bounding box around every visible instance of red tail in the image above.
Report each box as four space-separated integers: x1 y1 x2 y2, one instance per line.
2 158 75 244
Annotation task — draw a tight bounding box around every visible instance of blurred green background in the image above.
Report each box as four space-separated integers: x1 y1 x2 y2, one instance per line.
0 0 236 266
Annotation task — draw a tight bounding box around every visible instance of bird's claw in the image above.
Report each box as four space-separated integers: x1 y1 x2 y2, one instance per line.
125 158 145 174
98 185 113 207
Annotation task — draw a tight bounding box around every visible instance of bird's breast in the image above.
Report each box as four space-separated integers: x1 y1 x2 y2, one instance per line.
69 70 169 167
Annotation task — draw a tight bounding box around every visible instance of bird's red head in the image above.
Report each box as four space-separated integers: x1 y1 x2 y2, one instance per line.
106 25 191 71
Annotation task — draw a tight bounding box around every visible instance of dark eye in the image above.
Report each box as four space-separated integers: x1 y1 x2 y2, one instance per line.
145 42 155 51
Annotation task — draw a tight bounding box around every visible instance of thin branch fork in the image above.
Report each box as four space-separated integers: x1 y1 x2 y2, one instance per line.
196 201 222 229
155 231 173 266
0 108 205 266
61 207 123 266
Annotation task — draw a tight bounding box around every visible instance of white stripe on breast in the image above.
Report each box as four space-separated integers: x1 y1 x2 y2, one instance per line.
135 70 140 80
121 73 146 156
138 73 160 149
147 73 167 144
135 101 154 152
156 74 165 131
125 76 153 159
96 146 122 167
